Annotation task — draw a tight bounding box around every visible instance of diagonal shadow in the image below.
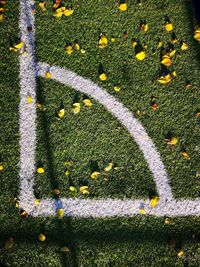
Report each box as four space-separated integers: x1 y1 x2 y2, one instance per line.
35 78 78 267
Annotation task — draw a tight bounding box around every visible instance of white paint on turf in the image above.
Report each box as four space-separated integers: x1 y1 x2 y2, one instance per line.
19 0 200 217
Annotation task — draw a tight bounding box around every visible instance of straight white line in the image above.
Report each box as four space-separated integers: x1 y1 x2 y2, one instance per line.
19 0 37 209
37 62 173 202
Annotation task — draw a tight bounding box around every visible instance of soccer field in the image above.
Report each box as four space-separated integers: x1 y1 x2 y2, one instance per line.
0 0 200 266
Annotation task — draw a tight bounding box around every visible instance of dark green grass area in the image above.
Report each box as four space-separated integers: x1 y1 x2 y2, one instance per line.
35 0 200 199
1 0 200 266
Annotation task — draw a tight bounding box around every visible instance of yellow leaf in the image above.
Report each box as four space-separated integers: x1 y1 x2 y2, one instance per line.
57 208 64 219
114 85 121 92
165 23 173 32
38 233 46 242
111 37 116 42
80 186 89 194
164 218 173 225
135 51 146 61
63 8 74 16
5 237 14 250
14 41 24 49
139 209 146 214
169 49 176 57
0 14 4 22
194 29 200 41
172 71 177 77
157 41 163 47
66 45 73 55
132 41 137 48
39 2 46 11
99 73 108 81
37 167 45 174
181 42 188 50
45 71 51 79
69 186 77 192
119 3 127 11
140 23 148 32
161 55 172 67
52 188 60 195
181 151 190 160
80 48 86 54
72 102 81 114
165 136 178 145
158 74 172 84
98 34 108 48
104 163 113 172
20 209 28 218
83 99 92 107
74 43 80 51
91 171 101 179
0 162 4 171
65 170 70 176
150 196 159 208
58 108 65 118
177 249 184 257
34 199 41 204
27 95 33 104
61 246 70 253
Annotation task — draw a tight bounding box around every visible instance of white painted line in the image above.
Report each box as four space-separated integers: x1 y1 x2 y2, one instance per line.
37 62 173 202
18 0 37 210
18 0 200 217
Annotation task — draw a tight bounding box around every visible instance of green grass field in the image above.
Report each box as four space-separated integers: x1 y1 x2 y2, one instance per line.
1 0 200 266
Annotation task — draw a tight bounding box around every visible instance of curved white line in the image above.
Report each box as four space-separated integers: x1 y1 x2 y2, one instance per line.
37 62 173 202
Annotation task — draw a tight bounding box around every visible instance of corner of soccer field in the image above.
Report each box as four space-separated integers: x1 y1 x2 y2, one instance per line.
1 0 200 266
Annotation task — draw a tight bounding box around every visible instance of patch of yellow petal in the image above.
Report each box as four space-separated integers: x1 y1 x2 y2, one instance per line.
27 95 33 104
57 208 64 219
0 162 4 171
99 73 108 81
15 41 24 49
165 136 178 145
63 8 74 16
132 41 137 48
181 42 188 51
140 23 148 32
194 28 200 41
150 196 159 208
5 237 14 250
135 51 146 60
38 233 46 242
74 43 80 51
37 167 45 174
98 33 108 48
0 13 4 22
83 99 92 107
91 171 101 179
45 71 51 79
158 73 172 84
104 163 113 172
161 55 172 67
165 23 173 32
80 48 86 54
72 103 81 114
58 108 65 119
119 3 127 11
80 186 89 194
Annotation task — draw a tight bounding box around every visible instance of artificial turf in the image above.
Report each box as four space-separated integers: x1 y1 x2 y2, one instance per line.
0 0 200 266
